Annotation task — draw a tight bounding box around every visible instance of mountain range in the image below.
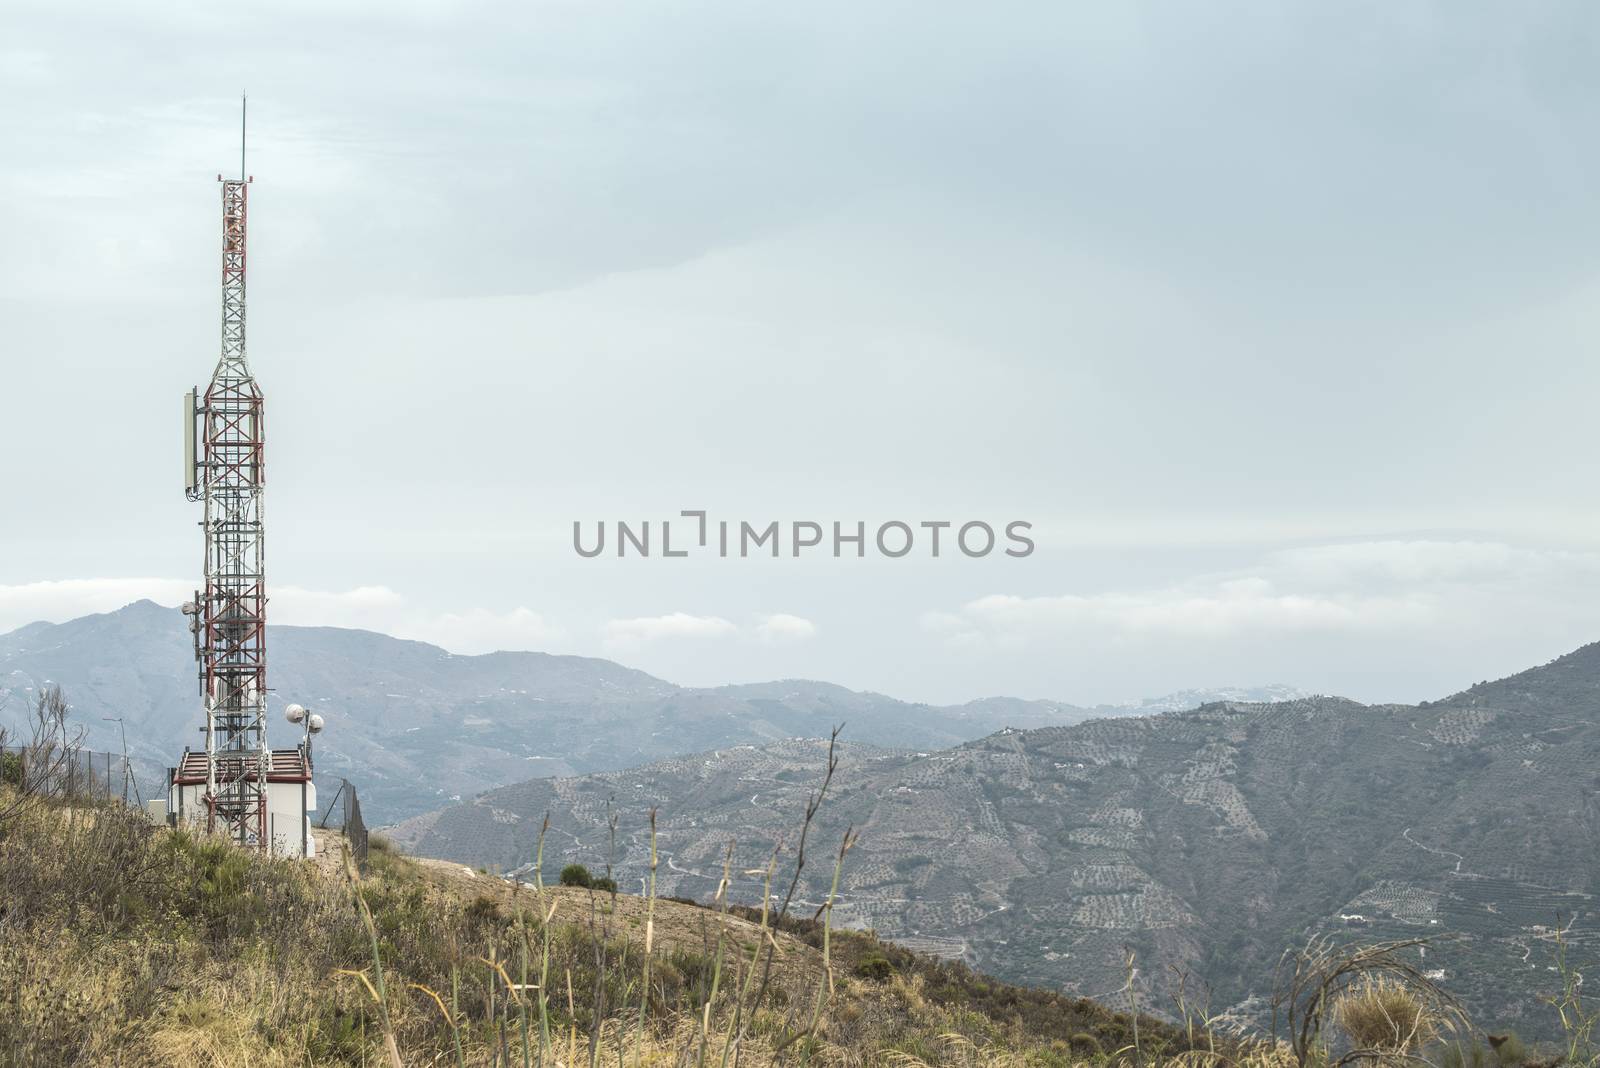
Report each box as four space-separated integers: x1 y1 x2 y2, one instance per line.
0 600 1299 822
8 600 1599 1034
387 645 1600 1037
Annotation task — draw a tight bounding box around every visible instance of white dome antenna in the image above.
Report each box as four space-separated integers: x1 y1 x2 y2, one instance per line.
284 703 306 724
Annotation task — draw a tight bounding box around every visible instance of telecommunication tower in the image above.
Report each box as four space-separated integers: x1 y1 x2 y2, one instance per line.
181 98 270 850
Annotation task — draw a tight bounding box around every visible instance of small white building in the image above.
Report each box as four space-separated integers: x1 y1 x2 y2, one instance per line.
168 748 317 858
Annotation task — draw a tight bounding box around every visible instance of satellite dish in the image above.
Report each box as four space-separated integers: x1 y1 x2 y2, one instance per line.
284 703 306 724
308 714 325 734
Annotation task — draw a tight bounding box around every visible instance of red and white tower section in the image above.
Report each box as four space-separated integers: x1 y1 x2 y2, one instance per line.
182 170 271 850
173 139 316 855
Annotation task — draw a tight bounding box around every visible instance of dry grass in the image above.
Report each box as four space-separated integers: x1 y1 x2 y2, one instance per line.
0 785 1229 1068
407 854 817 990
1333 977 1436 1053
0 716 1287 1068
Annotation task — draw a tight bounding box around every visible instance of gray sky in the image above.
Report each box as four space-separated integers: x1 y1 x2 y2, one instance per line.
5 2 1600 706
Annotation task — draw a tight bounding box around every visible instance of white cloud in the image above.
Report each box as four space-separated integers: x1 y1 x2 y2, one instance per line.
0 578 560 656
755 613 817 644
1 579 798 665
0 578 193 634
404 607 560 654
274 585 562 653
603 613 739 648
272 585 408 631
601 612 817 649
925 540 1600 649
938 585 1434 646
1263 540 1600 587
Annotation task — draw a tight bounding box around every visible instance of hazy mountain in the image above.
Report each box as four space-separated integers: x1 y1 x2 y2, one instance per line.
1 601 1279 822
387 646 1600 1036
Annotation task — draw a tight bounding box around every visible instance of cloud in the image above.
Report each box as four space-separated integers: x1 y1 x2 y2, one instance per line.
0 578 560 656
755 613 817 644
603 613 739 648
273 586 562 653
601 612 817 649
410 607 560 654
924 540 1600 649
938 585 1434 645
0 579 802 666
271 585 408 631
0 578 193 634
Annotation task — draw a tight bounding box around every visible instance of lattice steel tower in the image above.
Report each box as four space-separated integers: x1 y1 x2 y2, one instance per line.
183 100 270 849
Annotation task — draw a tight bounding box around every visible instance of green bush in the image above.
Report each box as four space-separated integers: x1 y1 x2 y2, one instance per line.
1490 1033 1527 1067
1455 1033 1527 1068
1 751 21 788
853 955 894 982
1069 1032 1103 1056
464 895 501 926
559 863 593 888
1440 1040 1491 1068
592 875 617 893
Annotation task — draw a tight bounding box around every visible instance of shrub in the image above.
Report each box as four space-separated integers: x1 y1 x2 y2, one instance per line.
1 751 20 788
1335 977 1434 1052
464 895 501 925
592 875 617 893
559 863 593 888
1487 1033 1527 1068
854 955 894 982
1441 1041 1493 1068
1069 1032 1103 1057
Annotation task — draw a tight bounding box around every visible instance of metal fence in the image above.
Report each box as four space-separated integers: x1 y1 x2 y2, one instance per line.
1 744 143 804
4 742 370 867
317 777 368 868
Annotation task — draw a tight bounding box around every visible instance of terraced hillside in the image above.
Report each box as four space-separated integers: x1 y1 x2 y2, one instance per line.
389 644 1600 1037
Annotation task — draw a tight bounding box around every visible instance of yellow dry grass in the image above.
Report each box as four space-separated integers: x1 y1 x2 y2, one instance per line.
1334 976 1436 1053
1 798 1259 1068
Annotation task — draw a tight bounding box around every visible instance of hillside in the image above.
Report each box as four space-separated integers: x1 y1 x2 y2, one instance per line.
388 644 1600 1038
0 601 1297 822
0 789 1223 1067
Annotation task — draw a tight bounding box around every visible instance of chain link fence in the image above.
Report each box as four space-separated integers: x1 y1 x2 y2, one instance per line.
1 744 143 804
316 777 368 869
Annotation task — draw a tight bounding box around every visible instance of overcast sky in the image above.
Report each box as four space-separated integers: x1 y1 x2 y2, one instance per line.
5 2 1600 707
